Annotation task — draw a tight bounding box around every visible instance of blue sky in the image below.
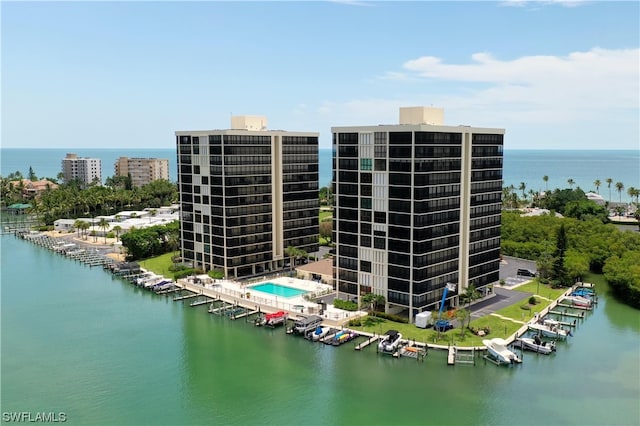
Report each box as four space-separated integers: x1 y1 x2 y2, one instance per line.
2 1 638 149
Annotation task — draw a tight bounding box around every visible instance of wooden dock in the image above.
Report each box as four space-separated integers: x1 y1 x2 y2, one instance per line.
231 309 259 320
549 309 585 319
447 347 456 365
557 303 591 311
355 335 380 351
173 293 200 301
190 298 215 307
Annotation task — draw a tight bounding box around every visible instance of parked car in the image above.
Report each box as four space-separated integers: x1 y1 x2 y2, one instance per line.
517 268 536 277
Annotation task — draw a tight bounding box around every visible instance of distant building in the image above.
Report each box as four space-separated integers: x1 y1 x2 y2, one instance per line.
114 157 170 187
332 107 504 322
61 153 101 186
176 115 319 279
10 179 58 199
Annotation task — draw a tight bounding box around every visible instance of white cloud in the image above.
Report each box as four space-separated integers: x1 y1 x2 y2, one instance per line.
400 48 639 114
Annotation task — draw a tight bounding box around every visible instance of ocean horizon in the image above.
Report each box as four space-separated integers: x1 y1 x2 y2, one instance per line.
2 148 638 202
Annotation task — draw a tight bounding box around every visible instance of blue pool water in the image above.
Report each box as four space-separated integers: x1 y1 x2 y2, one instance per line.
250 283 307 298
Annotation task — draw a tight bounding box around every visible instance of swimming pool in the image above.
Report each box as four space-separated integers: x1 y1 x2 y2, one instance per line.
250 282 308 298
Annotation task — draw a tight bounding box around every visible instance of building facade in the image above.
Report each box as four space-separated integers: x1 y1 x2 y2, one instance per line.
332 107 504 322
176 116 319 279
114 157 170 187
61 153 102 186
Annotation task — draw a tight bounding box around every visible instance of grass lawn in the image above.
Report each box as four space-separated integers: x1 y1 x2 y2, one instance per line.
348 314 520 347
319 211 333 222
139 253 175 277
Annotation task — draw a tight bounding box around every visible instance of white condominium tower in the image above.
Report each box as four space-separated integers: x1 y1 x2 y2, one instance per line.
61 153 102 186
332 107 504 322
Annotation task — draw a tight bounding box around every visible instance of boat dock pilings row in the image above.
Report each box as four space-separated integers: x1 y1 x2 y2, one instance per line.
18 232 116 269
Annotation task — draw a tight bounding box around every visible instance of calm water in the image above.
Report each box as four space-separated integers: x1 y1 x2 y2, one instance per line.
1 235 639 425
2 149 639 202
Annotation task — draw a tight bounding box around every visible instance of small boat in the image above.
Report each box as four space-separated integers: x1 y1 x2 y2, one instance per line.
562 295 592 308
483 338 522 364
513 336 556 354
261 311 288 327
571 288 594 298
528 322 570 339
311 326 331 341
378 330 402 353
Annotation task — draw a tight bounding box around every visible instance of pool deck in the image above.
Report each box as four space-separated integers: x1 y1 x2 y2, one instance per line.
175 275 365 327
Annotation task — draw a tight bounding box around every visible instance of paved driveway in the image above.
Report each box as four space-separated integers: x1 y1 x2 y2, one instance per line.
468 287 532 321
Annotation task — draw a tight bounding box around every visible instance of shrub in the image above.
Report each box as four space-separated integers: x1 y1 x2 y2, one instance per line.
520 304 531 311
528 296 538 305
374 312 409 323
333 299 358 311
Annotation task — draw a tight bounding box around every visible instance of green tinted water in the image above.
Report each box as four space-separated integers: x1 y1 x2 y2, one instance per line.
2 235 639 425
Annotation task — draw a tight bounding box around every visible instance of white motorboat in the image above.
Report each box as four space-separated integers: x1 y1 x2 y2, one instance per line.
378 330 402 353
513 336 556 354
311 326 331 341
483 338 522 364
528 322 570 339
562 295 592 308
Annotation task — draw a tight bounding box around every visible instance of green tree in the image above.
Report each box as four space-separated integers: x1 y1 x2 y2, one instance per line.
606 178 613 203
98 218 110 244
518 182 527 202
455 308 470 339
543 175 549 192
567 178 575 189
112 225 122 241
28 166 37 181
552 224 570 286
615 182 624 203
594 179 601 194
361 293 385 317
319 221 332 244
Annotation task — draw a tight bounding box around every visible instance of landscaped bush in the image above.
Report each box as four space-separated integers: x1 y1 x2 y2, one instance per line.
333 299 358 311
528 296 538 305
520 304 531 311
374 312 409 323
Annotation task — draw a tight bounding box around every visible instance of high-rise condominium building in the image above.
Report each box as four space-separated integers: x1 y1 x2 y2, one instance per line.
114 157 170 187
61 153 102 186
176 116 319 279
332 107 504 322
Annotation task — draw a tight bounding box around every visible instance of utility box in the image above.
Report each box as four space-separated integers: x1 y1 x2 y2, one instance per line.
415 311 433 329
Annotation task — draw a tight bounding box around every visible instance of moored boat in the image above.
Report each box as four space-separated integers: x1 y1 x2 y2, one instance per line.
562 295 592 308
528 321 570 339
483 338 522 364
311 326 331 341
513 336 556 354
378 330 402 353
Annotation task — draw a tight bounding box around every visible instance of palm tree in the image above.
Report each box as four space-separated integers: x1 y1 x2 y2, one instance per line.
567 178 575 189
606 178 613 203
73 219 84 238
615 182 624 203
98 218 110 244
627 187 638 205
112 225 122 241
594 179 601 194
542 175 549 192
518 182 527 202
78 221 90 240
455 308 470 339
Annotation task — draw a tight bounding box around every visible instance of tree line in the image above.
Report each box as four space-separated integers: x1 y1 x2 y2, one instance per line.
502 211 640 308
